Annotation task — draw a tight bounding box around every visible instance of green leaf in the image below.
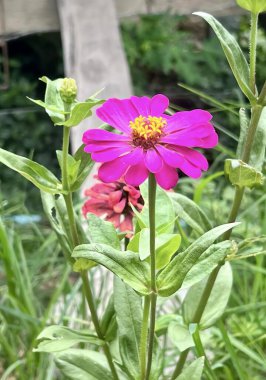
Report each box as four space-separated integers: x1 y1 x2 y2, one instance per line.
236 108 249 159
193 12 256 102
139 228 150 260
181 241 233 289
128 229 181 269
72 144 94 191
224 159 264 188
183 262 233 329
236 0 266 13
168 322 194 352
156 223 239 297
249 107 266 172
0 148 63 194
40 192 72 260
55 99 104 127
175 357 205 380
155 314 180 336
100 295 117 342
34 325 103 352
39 76 65 123
140 183 175 232
114 278 142 379
55 349 112 380
72 243 150 294
193 171 224 204
56 150 81 186
27 97 66 115
155 233 181 270
170 193 212 236
86 213 121 249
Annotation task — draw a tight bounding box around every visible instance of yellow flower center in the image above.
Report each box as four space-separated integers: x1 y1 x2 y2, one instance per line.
129 115 166 149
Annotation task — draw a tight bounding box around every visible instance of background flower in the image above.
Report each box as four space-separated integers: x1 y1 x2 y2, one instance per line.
82 176 144 234
83 94 218 190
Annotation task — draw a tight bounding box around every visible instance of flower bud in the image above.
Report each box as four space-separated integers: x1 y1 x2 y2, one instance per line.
224 159 264 188
59 77 77 103
236 0 266 14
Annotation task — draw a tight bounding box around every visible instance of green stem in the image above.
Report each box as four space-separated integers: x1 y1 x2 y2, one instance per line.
223 186 245 241
140 296 151 379
241 105 263 163
62 125 71 192
149 174 157 293
192 264 222 324
145 174 157 380
170 349 189 380
81 271 119 380
249 12 258 94
64 192 79 247
192 327 217 380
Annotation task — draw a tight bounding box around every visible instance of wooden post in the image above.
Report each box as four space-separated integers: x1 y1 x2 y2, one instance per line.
57 0 133 190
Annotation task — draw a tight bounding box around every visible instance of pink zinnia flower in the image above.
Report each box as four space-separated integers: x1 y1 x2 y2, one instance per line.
82 177 143 234
82 94 218 190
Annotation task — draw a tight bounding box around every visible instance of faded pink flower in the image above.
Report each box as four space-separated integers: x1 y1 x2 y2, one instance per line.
82 177 143 234
82 94 218 190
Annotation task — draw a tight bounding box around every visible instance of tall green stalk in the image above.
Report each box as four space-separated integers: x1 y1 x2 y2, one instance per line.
171 11 264 379
139 296 151 379
249 12 258 93
145 174 157 380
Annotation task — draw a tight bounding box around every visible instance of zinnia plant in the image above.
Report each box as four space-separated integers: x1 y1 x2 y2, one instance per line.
0 3 266 380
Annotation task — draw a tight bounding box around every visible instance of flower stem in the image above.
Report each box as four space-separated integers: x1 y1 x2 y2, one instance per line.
145 173 157 380
61 118 119 380
140 296 151 379
170 349 189 380
81 271 119 380
241 105 263 163
192 327 217 380
249 12 258 94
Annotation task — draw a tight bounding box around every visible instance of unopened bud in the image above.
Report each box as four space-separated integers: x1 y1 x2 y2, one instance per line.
59 78 77 103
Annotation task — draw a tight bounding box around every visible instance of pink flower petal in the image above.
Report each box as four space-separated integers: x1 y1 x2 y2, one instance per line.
155 163 179 190
91 146 132 162
165 109 213 133
175 147 208 170
150 94 169 116
84 141 130 153
98 148 143 183
96 98 139 133
197 132 219 148
178 160 202 179
82 129 129 143
130 96 151 116
113 198 127 213
144 148 163 173
119 215 133 233
156 145 184 168
158 145 203 178
125 163 149 186
109 190 123 205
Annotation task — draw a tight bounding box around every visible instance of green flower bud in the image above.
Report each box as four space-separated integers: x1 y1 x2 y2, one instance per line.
236 0 266 13
224 159 264 188
59 77 78 103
